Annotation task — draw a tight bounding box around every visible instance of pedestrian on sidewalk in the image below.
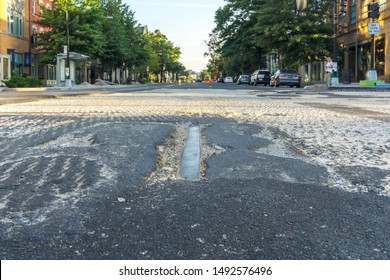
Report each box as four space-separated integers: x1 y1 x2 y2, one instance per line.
324 57 333 87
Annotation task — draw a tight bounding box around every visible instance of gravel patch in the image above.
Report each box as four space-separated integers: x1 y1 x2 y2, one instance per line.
0 90 388 196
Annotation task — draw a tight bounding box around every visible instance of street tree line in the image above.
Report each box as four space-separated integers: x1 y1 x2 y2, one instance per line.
205 0 334 77
35 0 186 82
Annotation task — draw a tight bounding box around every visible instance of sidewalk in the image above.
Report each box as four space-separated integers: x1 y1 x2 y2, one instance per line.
304 82 390 97
330 83 390 92
0 81 149 95
0 83 141 105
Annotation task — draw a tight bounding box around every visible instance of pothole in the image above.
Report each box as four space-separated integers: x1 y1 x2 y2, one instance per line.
145 123 226 184
36 133 96 149
178 125 201 180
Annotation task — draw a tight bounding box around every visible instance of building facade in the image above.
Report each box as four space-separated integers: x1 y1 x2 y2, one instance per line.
29 0 54 84
1 0 54 85
1 0 30 84
338 0 389 82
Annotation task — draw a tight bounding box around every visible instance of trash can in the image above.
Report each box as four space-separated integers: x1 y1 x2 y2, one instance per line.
342 70 351 84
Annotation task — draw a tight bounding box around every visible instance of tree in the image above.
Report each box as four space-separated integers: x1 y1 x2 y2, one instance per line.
207 0 333 75
36 0 106 64
35 0 186 83
145 30 182 82
199 70 211 82
251 0 333 67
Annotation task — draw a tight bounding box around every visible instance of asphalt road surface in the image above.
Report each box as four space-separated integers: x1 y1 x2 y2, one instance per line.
0 83 389 259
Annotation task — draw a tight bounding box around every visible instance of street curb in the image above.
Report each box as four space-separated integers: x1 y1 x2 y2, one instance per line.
14 87 50 92
329 86 390 92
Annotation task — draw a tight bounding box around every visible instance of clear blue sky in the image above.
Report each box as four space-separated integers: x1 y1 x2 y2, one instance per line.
123 0 225 72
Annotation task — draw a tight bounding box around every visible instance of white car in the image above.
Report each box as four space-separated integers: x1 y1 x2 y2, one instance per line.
224 77 234 83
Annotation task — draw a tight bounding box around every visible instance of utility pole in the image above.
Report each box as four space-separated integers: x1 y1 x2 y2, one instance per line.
332 0 339 85
65 0 72 87
333 0 337 62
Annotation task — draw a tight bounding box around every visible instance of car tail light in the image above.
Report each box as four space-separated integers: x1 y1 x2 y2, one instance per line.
279 74 285 77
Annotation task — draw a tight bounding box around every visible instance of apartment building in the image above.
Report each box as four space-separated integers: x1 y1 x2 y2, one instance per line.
1 0 30 83
338 0 389 82
29 0 54 83
0 0 53 84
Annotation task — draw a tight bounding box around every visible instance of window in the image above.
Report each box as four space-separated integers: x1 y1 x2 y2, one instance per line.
32 0 37 16
32 26 38 47
350 0 357 24
39 0 43 16
17 17 23 37
375 37 385 76
6 0 24 37
7 13 14 34
14 52 23 74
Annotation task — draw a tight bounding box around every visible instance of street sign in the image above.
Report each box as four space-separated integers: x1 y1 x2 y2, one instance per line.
368 22 380 35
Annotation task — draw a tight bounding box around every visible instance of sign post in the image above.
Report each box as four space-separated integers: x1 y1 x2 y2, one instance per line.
367 2 380 81
368 22 380 35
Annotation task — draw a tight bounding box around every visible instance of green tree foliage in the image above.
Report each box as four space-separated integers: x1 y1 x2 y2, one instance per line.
99 0 148 70
34 0 185 81
144 30 182 81
199 69 211 81
36 0 106 63
208 0 333 75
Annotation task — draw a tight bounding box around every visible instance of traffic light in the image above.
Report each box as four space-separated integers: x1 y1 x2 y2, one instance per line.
368 2 380 20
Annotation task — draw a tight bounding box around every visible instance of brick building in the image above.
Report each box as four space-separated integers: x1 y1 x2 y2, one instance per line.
0 0 30 83
29 0 54 84
338 0 389 82
0 0 53 85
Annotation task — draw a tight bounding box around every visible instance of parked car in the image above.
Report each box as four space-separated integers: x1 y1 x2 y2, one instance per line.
270 69 301 88
224 76 234 83
250 70 271 86
217 77 224 83
236 74 250 85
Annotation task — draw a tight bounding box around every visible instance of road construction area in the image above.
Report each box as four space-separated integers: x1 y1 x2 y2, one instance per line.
0 83 389 259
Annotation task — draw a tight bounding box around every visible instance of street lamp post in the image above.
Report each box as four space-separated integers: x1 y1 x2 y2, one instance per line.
65 0 72 87
158 52 163 83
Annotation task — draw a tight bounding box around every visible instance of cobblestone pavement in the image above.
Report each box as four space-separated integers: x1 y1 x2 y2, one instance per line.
1 87 388 194
0 85 389 259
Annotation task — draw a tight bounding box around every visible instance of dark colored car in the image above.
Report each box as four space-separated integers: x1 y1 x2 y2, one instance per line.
250 70 271 86
270 69 301 87
236 75 250 85
217 77 224 83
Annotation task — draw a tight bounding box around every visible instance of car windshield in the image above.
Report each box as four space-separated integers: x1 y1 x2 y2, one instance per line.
281 69 297 74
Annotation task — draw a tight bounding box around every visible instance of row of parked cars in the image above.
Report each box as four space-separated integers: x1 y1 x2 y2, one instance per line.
235 69 301 88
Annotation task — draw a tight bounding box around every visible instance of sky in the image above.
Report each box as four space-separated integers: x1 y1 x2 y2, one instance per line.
123 0 226 72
